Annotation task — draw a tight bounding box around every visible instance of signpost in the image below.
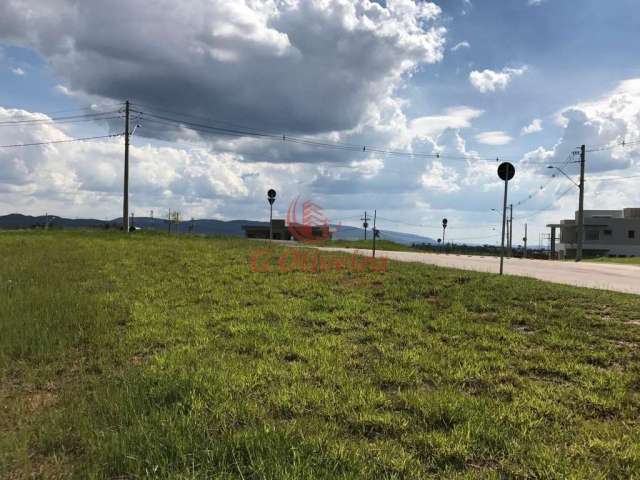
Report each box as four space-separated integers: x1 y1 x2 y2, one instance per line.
267 189 276 242
497 162 515 275
442 218 448 248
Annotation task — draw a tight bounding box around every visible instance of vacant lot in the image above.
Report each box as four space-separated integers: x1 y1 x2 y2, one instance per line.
587 256 640 266
1 231 640 479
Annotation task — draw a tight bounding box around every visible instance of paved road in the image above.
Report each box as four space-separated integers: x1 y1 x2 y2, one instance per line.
318 248 640 295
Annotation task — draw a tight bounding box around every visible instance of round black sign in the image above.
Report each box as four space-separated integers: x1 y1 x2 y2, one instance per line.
497 162 515 181
267 189 276 199
442 218 448 227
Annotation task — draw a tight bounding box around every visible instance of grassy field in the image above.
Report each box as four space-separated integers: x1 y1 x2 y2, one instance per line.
315 239 419 252
1 230 640 479
585 256 640 266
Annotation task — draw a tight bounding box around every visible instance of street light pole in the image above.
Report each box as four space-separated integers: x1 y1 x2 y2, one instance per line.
577 145 586 262
508 204 513 257
547 152 584 261
500 178 508 275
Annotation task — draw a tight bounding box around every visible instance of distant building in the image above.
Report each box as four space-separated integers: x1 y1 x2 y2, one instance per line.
241 219 334 241
547 208 640 258
242 219 292 240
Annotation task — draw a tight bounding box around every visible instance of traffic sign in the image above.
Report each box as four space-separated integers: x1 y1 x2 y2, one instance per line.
497 162 515 181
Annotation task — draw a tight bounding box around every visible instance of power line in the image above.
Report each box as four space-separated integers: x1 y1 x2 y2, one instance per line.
513 185 575 221
130 104 522 164
0 133 124 149
585 139 640 153
448 234 500 242
592 173 640 182
0 111 123 127
131 117 427 176
511 152 576 207
375 216 496 231
0 102 125 120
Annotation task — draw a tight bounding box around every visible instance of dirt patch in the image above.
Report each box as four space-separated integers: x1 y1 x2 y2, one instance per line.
625 320 640 326
27 391 57 413
512 324 536 334
611 340 638 349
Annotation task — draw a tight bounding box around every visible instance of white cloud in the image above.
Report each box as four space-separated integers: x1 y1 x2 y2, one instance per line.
10 67 25 76
523 78 640 178
410 106 483 139
451 41 470 52
0 106 303 219
54 85 76 97
474 131 512 145
421 160 460 193
0 0 446 136
469 66 527 93
521 118 543 135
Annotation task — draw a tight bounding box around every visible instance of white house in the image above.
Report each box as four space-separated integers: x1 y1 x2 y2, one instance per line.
547 208 640 258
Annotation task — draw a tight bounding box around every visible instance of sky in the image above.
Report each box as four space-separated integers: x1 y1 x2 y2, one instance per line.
0 0 639 245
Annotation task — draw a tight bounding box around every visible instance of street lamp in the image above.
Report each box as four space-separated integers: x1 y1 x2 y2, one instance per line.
548 164 583 261
547 165 579 188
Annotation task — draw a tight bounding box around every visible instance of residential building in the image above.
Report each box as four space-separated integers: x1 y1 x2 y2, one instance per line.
547 208 640 258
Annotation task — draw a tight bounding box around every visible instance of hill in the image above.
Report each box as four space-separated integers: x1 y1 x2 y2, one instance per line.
0 213 435 245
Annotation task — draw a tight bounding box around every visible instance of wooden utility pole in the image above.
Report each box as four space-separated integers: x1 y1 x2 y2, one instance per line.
361 211 370 241
508 204 513 257
523 223 528 259
372 210 377 258
123 100 130 233
576 144 585 261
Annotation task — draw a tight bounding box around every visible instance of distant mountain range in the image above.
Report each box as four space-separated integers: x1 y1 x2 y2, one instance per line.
0 213 436 246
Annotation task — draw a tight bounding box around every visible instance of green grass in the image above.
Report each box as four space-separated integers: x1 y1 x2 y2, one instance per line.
1 230 640 479
317 239 419 252
585 256 640 266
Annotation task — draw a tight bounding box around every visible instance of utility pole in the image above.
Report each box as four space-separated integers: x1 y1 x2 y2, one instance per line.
122 100 130 233
361 211 370 241
506 218 510 255
523 223 528 259
508 204 513 257
372 210 377 258
576 144 586 262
